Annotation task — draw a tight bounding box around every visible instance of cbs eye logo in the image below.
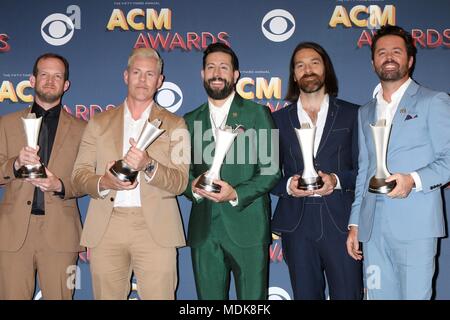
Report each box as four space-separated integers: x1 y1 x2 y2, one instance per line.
261 9 296 42
41 5 81 46
268 287 291 300
155 82 183 113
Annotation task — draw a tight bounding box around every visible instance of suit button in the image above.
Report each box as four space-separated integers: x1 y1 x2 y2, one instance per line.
110 197 114 202
27 201 31 205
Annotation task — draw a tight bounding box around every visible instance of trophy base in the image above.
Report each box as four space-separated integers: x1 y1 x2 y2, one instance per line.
17 164 47 179
297 176 324 191
109 160 138 184
195 174 221 193
369 177 397 194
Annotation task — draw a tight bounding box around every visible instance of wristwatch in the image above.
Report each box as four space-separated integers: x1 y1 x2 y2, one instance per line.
144 159 156 174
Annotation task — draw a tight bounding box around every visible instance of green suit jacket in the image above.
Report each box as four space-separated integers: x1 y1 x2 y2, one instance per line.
184 94 280 248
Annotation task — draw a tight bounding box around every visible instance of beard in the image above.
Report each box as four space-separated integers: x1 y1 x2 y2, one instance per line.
375 60 409 82
35 86 63 104
298 73 325 94
203 77 234 100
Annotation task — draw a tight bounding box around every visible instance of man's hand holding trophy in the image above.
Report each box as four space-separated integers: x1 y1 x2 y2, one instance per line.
15 113 47 179
288 123 339 198
192 124 243 203
369 118 397 194
100 118 164 191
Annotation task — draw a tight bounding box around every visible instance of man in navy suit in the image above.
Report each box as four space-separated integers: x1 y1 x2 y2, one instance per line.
271 42 363 299
347 25 450 299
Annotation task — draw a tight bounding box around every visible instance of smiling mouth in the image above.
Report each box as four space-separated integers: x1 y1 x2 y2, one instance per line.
382 62 399 69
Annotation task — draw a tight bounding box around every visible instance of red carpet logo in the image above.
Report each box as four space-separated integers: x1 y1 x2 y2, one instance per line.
41 5 81 46
155 82 183 113
107 7 230 51
261 9 295 42
269 240 283 263
0 34 10 53
268 286 291 300
0 80 32 103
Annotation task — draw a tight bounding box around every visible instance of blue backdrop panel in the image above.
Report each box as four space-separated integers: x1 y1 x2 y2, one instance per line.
0 0 449 299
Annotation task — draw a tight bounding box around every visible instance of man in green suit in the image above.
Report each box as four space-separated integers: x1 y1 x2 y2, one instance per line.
184 43 280 300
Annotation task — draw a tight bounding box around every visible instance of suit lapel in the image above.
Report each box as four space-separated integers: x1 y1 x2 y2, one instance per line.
225 95 243 129
48 109 71 169
389 81 419 144
316 98 338 156
110 105 125 159
288 103 300 130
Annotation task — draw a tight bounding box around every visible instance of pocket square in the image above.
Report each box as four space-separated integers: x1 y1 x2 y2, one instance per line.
405 114 418 121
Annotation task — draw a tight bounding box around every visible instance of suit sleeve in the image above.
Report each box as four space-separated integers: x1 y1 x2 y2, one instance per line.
71 116 103 199
183 114 204 203
233 107 281 211
349 108 369 226
146 117 190 195
59 121 87 200
0 116 17 185
269 113 290 198
416 92 450 192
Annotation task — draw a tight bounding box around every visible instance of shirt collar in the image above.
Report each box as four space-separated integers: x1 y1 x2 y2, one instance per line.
124 99 153 122
208 92 235 115
376 77 412 106
31 101 61 119
297 94 329 115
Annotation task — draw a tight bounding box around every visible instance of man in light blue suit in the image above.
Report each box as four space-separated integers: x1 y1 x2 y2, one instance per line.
346 25 450 299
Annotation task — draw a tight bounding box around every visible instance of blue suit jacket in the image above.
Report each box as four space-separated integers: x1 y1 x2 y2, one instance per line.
271 97 359 234
349 81 450 242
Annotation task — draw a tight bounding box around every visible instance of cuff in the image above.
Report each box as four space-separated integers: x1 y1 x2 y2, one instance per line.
348 224 358 230
192 190 203 201
229 193 239 207
286 177 293 195
332 173 341 190
97 176 110 198
53 179 66 199
410 171 422 192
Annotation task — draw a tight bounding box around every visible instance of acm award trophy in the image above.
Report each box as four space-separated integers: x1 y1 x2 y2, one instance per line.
294 123 323 190
109 118 164 184
194 125 242 193
17 113 47 178
368 119 396 194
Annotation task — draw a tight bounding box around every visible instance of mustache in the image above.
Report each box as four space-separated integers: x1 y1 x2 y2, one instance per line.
382 60 400 68
300 73 320 81
207 77 227 84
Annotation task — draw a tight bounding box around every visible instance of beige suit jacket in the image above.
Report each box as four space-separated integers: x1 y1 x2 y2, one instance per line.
0 107 86 252
72 103 189 249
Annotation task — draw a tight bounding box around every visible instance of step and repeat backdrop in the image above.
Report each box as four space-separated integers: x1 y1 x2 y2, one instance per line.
0 0 449 299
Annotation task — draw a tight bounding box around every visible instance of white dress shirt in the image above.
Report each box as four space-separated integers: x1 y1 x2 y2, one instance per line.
286 95 341 195
98 100 157 207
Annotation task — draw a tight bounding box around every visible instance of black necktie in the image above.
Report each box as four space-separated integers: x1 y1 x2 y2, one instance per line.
32 112 49 214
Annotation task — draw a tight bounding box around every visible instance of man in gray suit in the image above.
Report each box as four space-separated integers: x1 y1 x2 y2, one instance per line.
346 25 450 299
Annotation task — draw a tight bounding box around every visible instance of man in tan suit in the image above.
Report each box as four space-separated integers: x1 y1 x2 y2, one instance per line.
0 53 86 299
72 48 189 300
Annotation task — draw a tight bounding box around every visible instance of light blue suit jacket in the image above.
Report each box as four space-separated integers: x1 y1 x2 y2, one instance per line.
349 81 450 242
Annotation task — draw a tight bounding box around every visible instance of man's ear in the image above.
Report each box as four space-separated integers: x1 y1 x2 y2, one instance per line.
233 70 240 84
123 69 129 85
63 80 70 92
29 75 36 88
